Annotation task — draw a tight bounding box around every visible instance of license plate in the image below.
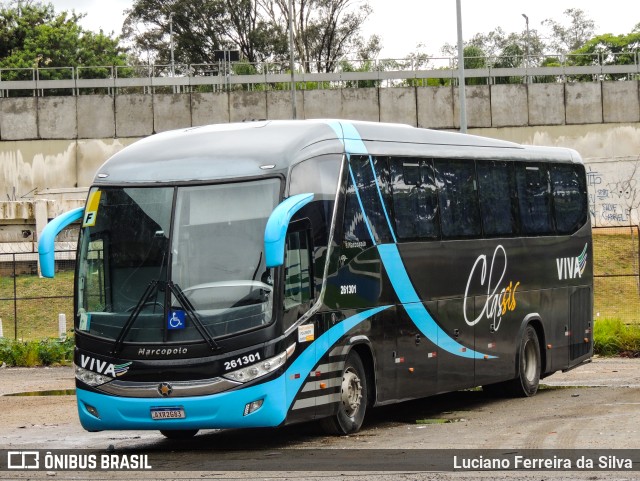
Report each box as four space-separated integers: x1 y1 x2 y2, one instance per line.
150 407 186 420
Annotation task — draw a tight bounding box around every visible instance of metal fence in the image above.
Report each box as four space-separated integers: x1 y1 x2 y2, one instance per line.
593 226 640 324
0 51 639 97
0 251 75 340
0 229 638 340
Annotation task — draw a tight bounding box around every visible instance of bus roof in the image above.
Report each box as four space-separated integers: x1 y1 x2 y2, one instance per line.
94 120 580 185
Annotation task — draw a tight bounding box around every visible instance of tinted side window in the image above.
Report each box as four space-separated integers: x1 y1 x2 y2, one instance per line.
349 155 394 244
284 230 312 311
343 169 369 246
551 164 588 234
515 164 554 235
389 158 440 240
477 160 517 236
434 159 481 238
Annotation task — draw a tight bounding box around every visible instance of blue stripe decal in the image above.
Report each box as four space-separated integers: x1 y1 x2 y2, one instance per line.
326 120 492 360
285 305 390 407
378 243 496 360
348 161 376 245
326 120 368 154
368 155 397 243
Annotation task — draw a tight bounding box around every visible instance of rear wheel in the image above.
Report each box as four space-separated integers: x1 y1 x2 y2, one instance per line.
505 324 541 397
319 352 368 435
160 429 199 439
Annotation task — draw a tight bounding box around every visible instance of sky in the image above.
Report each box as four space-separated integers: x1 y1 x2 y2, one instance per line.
50 0 638 59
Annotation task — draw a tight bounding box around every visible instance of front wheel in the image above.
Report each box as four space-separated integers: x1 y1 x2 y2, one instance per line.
505 324 541 397
319 352 368 435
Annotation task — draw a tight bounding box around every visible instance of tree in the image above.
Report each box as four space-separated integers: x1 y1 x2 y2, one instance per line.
542 8 596 54
122 0 230 66
268 0 377 73
123 0 376 73
570 30 640 80
440 38 532 86
462 45 487 85
226 0 288 64
0 1 128 80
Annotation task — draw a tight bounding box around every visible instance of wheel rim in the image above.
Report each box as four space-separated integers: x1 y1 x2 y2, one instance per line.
523 339 538 383
340 367 362 418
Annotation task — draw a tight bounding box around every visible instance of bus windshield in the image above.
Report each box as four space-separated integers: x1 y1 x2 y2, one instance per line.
75 179 281 343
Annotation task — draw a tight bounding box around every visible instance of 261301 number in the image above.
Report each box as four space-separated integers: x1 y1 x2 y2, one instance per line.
224 352 261 371
340 284 357 295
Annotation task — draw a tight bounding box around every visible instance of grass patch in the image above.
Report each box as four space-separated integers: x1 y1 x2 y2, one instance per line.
0 337 74 367
593 318 640 356
593 232 638 276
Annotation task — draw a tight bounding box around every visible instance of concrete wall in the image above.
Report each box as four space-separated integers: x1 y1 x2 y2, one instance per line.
0 138 136 200
0 81 637 141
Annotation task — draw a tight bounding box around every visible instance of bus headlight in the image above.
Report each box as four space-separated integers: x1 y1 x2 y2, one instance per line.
75 365 112 387
223 344 295 383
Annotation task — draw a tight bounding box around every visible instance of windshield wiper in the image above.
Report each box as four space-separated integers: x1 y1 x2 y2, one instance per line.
112 279 160 355
167 281 220 352
111 279 220 354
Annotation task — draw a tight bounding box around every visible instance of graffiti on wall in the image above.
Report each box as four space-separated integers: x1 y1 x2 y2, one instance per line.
587 161 640 227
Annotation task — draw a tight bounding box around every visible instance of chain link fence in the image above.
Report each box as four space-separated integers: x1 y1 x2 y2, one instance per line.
593 226 640 324
0 230 638 340
0 251 75 340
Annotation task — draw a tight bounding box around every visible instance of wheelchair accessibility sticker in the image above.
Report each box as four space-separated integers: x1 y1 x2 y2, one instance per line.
167 310 186 330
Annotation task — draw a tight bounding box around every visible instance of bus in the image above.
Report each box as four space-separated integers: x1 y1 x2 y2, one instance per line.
39 120 593 438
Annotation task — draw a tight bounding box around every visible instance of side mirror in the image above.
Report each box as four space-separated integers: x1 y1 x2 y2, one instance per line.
38 207 84 278
264 193 314 268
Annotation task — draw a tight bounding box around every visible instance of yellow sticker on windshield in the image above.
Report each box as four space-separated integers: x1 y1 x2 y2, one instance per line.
83 190 102 227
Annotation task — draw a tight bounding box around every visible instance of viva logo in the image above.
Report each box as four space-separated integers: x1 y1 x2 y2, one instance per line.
556 243 588 280
80 355 131 378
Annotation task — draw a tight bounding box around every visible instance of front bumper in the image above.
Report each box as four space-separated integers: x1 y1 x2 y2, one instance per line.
76 374 288 431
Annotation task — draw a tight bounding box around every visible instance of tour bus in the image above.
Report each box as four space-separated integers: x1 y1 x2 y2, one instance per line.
39 120 593 438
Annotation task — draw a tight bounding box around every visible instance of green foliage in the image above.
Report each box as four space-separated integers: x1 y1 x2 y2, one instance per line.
0 337 74 367
532 56 562 84
593 318 640 356
462 45 486 86
570 31 640 80
492 43 525 85
0 1 127 89
340 59 380 88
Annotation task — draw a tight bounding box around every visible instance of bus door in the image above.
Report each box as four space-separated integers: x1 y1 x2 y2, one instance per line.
379 242 439 401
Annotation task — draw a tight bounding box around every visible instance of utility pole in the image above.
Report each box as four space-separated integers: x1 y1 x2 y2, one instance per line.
522 13 530 84
456 0 467 133
288 0 297 119
169 12 176 93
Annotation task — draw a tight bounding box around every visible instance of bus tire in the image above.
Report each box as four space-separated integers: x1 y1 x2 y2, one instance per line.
319 352 368 435
160 429 199 439
505 324 541 397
